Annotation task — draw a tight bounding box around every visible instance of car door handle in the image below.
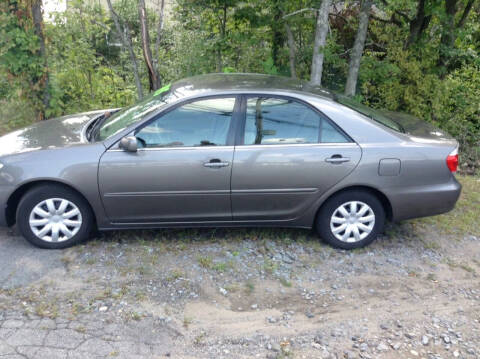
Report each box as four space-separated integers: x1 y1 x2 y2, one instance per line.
325 156 350 164
203 159 230 168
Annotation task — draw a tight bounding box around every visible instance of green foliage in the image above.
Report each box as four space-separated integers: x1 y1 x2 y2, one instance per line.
45 2 137 116
262 57 278 75
436 65 480 170
358 20 479 170
0 0 478 170
0 2 47 119
0 98 36 134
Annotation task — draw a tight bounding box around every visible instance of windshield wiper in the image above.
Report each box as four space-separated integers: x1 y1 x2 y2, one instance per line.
86 114 105 142
89 110 119 142
89 115 107 142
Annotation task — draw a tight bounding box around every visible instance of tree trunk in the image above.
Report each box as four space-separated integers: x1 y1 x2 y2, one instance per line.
345 0 372 96
404 0 431 48
284 23 297 79
154 0 166 63
271 0 284 68
106 0 144 99
438 0 458 71
310 0 332 86
138 0 161 91
437 0 475 73
216 1 227 72
31 0 49 120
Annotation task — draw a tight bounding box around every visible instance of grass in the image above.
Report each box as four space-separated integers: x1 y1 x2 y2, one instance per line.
61 254 74 267
444 257 477 274
74 325 87 334
421 239 441 251
85 257 96 265
244 280 255 295
278 276 293 287
197 255 235 272
197 256 213 269
459 264 476 274
34 301 59 319
183 316 193 328
127 311 143 321
71 302 85 317
193 332 207 345
166 269 185 282
224 284 239 292
263 259 278 274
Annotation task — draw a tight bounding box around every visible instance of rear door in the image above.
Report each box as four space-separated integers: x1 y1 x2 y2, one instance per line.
231 95 361 220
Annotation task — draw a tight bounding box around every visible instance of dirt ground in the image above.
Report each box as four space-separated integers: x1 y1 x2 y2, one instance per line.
0 176 479 359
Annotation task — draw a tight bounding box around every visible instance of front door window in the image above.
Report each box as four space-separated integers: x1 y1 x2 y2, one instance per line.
135 97 236 148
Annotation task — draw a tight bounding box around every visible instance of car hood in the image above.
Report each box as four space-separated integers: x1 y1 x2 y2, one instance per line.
0 110 109 157
381 110 454 142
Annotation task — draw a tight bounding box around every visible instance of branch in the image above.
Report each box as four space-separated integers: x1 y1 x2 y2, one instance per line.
370 13 402 26
90 19 109 30
365 41 387 53
456 0 475 28
377 0 411 24
393 9 411 22
329 12 349 22
283 8 316 19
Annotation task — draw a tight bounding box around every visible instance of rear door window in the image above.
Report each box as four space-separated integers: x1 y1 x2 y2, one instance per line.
243 97 349 145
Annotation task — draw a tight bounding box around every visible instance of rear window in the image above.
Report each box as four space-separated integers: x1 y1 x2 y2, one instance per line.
335 95 404 133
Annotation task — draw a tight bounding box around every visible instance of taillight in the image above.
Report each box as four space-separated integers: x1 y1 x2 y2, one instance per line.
446 148 459 173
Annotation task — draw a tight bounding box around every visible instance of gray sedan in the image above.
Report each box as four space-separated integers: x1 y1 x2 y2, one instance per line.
0 73 461 249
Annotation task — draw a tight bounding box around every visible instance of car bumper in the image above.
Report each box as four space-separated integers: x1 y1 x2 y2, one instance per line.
389 176 462 222
0 185 13 227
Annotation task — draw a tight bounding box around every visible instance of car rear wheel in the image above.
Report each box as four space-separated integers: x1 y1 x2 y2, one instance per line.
316 190 385 249
17 185 94 249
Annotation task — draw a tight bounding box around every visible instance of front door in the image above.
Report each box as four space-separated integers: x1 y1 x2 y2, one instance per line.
231 96 361 220
99 96 238 223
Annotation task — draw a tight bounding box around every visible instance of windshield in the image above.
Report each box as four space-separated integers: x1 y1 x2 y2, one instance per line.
96 84 176 141
335 95 404 133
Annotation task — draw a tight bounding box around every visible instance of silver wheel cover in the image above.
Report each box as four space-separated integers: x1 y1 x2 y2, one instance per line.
29 198 82 242
330 201 375 243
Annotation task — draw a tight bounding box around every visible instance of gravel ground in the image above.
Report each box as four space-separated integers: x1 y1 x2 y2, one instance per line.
0 176 479 359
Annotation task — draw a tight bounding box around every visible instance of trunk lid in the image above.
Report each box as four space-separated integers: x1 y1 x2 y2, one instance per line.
381 110 455 143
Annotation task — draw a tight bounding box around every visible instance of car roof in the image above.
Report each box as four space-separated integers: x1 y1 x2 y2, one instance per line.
170 73 335 100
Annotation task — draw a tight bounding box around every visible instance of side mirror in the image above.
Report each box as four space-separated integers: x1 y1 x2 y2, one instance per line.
119 136 138 152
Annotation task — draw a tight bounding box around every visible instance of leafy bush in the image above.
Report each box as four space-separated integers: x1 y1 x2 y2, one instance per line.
0 0 478 173
436 65 480 172
358 25 479 173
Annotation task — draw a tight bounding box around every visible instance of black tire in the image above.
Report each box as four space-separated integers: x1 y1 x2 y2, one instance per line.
316 190 385 250
16 184 94 249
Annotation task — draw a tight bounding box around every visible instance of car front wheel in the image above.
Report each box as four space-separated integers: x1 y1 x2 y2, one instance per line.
316 190 385 249
17 184 94 249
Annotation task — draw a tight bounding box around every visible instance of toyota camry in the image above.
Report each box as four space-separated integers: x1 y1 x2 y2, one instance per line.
0 73 461 249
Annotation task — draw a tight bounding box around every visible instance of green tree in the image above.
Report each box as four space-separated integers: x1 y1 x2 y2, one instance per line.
0 0 50 120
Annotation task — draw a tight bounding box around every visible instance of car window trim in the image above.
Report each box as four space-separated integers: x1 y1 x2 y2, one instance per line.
235 94 354 146
132 94 242 149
